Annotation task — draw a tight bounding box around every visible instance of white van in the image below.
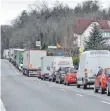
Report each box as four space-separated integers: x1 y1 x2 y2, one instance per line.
77 50 110 89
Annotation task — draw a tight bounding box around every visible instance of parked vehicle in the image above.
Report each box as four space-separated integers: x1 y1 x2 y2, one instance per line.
107 77 110 96
49 56 73 82
9 48 16 62
41 56 54 80
64 67 77 86
77 50 110 89
94 68 110 95
22 50 46 76
36 67 41 79
3 49 9 59
15 49 24 71
55 66 72 84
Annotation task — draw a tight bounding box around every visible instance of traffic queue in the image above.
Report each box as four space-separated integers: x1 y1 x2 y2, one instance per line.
3 48 110 96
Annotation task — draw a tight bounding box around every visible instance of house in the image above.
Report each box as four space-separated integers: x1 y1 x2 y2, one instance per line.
74 18 110 49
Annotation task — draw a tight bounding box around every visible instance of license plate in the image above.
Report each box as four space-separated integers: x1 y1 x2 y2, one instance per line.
29 71 37 73
29 71 33 73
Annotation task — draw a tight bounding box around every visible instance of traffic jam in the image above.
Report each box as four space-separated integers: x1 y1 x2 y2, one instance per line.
3 49 110 96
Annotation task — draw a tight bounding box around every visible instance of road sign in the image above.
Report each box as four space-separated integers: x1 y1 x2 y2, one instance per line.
48 46 57 49
79 47 83 53
36 41 41 46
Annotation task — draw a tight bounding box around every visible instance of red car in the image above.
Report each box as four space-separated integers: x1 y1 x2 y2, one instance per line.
94 68 110 94
64 68 77 86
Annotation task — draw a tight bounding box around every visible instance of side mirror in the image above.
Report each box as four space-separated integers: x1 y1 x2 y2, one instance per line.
93 74 96 78
47 66 50 71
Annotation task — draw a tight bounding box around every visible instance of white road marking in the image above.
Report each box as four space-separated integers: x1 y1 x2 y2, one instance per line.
76 94 84 97
38 83 42 85
9 64 20 75
101 101 110 105
60 89 66 91
0 99 6 111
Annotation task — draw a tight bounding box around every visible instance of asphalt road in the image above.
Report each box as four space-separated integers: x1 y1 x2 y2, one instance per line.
1 59 110 111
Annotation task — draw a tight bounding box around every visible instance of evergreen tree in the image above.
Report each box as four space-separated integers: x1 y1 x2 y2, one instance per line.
84 24 106 51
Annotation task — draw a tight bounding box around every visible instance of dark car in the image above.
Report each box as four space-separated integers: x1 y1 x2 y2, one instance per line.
56 71 66 84
49 71 57 82
55 67 71 83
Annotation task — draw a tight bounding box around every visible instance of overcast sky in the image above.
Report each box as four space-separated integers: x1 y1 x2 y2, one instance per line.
1 0 109 25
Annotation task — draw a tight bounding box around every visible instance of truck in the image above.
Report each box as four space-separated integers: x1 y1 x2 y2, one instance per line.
15 49 25 71
77 50 110 89
9 48 16 62
41 56 54 80
3 49 9 59
48 56 73 81
22 50 47 76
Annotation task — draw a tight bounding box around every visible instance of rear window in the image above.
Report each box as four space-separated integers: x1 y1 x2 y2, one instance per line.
60 71 66 74
70 68 77 73
105 68 110 75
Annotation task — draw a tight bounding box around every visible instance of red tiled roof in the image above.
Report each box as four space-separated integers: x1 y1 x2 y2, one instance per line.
75 18 110 34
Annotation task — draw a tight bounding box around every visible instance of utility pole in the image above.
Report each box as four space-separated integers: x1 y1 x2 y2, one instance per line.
40 33 43 50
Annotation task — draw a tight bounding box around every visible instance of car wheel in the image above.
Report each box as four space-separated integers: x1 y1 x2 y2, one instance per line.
49 79 51 81
59 79 61 84
64 80 66 85
77 84 80 88
94 85 98 93
23 69 25 75
26 70 30 77
56 80 58 83
83 83 87 89
66 82 69 86
107 86 110 96
100 85 105 94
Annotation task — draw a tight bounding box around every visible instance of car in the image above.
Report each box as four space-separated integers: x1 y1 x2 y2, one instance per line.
107 77 110 96
94 68 110 94
41 73 49 80
49 71 56 82
55 66 72 83
64 68 77 86
37 68 41 79
55 71 66 84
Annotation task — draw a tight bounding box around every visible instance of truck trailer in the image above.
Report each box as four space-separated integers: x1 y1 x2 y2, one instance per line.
22 50 47 76
15 49 25 71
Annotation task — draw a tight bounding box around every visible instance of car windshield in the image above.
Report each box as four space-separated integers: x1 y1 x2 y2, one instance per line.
105 68 110 75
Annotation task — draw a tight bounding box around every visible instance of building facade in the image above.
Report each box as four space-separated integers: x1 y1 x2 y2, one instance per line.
74 18 110 49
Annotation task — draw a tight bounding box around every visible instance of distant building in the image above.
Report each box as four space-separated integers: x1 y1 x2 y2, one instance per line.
74 18 110 49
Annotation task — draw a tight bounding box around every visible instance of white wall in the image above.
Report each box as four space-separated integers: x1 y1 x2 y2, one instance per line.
80 22 100 49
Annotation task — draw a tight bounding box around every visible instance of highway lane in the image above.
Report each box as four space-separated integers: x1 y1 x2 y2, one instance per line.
1 59 110 111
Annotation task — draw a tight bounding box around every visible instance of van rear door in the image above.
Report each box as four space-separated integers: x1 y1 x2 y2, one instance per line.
87 57 100 77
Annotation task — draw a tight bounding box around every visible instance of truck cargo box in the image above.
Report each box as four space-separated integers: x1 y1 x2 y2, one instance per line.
23 50 47 76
